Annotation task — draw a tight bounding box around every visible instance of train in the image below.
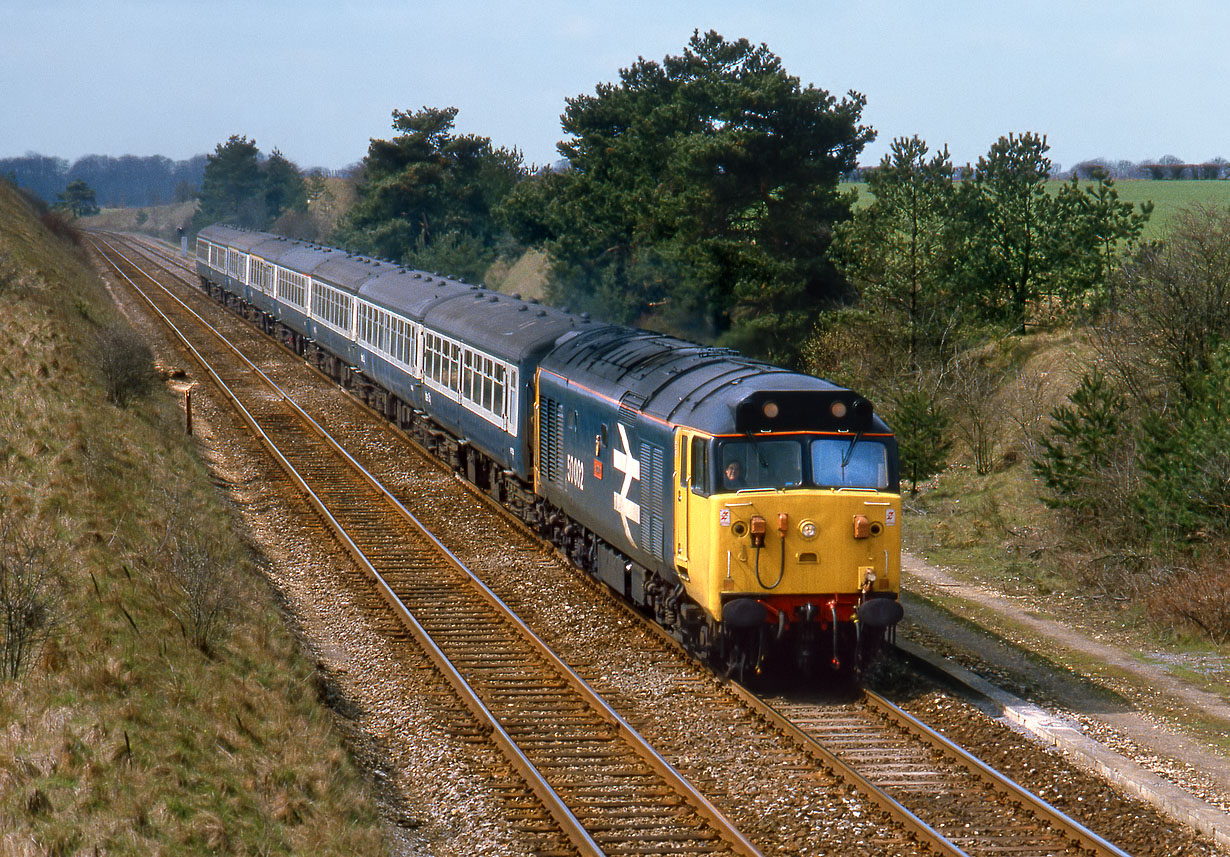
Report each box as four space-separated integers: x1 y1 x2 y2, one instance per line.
194 224 903 678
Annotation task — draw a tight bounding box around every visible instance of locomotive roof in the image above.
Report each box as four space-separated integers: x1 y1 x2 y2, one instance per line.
540 326 889 436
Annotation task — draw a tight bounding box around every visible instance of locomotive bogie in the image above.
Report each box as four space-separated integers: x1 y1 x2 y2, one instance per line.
193 224 903 680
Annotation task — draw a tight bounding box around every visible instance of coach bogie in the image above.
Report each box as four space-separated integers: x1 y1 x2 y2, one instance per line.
195 224 903 682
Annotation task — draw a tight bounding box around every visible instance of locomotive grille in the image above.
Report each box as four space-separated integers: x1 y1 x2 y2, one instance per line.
540 396 564 484
639 442 665 555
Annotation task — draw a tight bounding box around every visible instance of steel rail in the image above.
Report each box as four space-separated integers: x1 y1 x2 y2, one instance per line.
113 232 1131 857
91 235 763 857
863 689 1133 857
89 236 605 857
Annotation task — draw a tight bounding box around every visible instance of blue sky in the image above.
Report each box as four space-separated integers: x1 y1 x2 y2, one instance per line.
4 0 1228 173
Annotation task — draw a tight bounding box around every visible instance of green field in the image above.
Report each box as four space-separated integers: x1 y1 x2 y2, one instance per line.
1106 180 1230 238
843 179 1230 240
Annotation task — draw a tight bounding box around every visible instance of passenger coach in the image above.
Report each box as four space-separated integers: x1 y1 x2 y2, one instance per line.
195 224 903 678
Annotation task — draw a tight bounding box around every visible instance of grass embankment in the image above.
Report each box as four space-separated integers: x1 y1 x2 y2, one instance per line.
0 183 382 853
79 200 197 245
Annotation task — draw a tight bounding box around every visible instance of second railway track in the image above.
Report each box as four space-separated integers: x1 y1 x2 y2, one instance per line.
84 232 1166 857
89 234 762 857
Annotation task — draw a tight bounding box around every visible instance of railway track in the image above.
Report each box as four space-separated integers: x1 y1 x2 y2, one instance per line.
749 685 1132 857
88 235 760 857
87 233 1150 857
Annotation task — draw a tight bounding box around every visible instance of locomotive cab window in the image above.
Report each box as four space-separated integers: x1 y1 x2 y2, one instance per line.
811 438 889 489
717 439 802 491
689 437 709 495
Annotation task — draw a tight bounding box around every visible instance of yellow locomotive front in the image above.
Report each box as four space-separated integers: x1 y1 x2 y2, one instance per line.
673 393 902 677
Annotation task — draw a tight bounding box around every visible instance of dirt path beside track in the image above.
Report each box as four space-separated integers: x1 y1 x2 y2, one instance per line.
900 551 1230 810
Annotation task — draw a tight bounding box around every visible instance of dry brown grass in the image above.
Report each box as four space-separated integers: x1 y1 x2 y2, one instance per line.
0 181 383 854
78 200 198 243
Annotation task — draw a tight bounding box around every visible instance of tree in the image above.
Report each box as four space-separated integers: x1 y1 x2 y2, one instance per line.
833 136 956 367
192 135 264 230
1135 347 1230 547
1050 169 1151 314
500 30 873 366
886 383 952 493
262 149 308 224
338 106 524 272
57 179 99 216
1108 204 1230 403
955 133 1055 334
192 137 309 233
1034 371 1129 518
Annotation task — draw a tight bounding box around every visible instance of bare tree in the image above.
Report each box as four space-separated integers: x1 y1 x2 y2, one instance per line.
0 519 65 682
167 534 238 653
944 349 1008 475
92 322 156 406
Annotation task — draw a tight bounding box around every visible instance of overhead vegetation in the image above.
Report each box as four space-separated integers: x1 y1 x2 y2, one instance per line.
45 27 1224 642
190 135 308 233
500 30 871 366
335 106 526 284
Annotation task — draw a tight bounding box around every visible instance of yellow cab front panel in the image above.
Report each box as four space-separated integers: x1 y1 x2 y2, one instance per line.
673 429 900 630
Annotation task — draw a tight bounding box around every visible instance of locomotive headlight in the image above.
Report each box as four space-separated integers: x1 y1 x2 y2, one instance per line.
762 400 779 419
830 401 848 419
799 520 817 539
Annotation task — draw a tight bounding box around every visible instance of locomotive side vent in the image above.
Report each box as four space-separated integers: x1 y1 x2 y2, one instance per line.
639 442 665 556
540 396 564 485
618 392 646 425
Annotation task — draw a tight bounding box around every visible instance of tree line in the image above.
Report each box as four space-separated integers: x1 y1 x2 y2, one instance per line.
1 153 207 208
15 26 1223 639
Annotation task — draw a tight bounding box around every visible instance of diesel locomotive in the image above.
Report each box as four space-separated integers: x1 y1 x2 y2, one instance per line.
195 224 903 677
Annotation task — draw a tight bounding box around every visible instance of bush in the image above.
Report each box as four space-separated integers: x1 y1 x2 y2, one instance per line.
92 322 156 405
1135 346 1230 547
1147 549 1230 644
0 518 65 683
1034 371 1130 517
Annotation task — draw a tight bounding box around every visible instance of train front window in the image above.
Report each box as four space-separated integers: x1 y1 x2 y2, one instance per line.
718 440 803 491
811 438 889 489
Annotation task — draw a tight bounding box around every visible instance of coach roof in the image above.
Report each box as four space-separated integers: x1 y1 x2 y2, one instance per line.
424 288 609 364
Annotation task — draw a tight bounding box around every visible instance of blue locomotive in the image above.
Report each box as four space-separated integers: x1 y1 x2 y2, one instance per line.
196 224 903 676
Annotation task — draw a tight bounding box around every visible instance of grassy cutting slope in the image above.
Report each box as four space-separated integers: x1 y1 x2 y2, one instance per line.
0 184 383 854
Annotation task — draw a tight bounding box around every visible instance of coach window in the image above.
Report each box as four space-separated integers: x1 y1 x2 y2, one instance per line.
462 351 474 400
493 365 506 419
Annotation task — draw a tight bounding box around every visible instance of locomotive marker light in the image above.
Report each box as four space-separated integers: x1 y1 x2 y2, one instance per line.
798 519 817 539
749 515 767 548
853 514 872 539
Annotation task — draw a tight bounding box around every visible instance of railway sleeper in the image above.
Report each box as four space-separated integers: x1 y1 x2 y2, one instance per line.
197 272 724 668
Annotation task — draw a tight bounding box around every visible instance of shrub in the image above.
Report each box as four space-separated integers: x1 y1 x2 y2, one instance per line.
1034 370 1130 519
0 518 65 682
92 322 156 406
165 531 240 655
1147 549 1230 644
945 349 1007 475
